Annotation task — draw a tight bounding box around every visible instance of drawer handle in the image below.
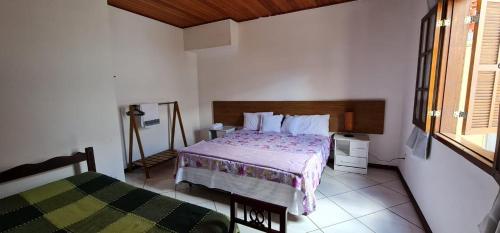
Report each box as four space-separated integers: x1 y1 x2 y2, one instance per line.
340 160 359 165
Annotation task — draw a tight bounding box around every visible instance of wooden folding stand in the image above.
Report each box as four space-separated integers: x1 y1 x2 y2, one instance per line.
126 101 187 179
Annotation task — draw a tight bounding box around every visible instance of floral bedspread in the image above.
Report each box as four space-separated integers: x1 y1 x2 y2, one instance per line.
176 130 331 215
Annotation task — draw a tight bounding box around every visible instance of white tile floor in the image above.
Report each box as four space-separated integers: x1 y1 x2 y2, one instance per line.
125 161 424 233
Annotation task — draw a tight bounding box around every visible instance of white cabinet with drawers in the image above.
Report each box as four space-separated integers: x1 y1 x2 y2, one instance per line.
333 134 369 174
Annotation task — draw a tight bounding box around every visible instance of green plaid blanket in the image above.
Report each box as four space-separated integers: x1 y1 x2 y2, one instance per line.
0 172 231 233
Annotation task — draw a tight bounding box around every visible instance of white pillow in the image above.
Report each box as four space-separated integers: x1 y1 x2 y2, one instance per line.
282 115 330 136
260 114 283 133
243 112 273 130
281 115 297 134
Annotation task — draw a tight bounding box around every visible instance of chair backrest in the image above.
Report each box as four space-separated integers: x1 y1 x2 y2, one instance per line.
228 194 287 233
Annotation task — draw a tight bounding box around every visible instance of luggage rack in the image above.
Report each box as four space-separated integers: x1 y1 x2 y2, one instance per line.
126 101 187 178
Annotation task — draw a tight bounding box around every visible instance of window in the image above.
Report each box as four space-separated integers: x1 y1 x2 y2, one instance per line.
414 0 500 171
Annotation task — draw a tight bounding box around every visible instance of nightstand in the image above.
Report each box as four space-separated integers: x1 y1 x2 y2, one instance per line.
208 126 236 139
333 134 370 174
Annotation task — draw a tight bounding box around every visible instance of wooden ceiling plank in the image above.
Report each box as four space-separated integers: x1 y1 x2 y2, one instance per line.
269 0 294 12
162 0 224 22
315 0 338 6
145 0 206 26
256 0 283 15
211 0 259 21
109 0 188 27
303 0 320 8
232 0 272 19
286 0 302 10
107 0 355 28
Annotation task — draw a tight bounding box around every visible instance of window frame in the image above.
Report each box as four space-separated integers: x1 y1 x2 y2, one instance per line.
413 5 439 132
419 0 500 179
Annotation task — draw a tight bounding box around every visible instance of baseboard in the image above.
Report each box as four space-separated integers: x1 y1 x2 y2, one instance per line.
368 163 433 233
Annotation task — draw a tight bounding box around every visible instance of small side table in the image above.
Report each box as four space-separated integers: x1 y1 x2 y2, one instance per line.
208 126 236 139
333 134 370 174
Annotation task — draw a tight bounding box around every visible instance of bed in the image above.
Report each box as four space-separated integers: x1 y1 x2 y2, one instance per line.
0 147 231 233
175 130 331 215
175 100 385 216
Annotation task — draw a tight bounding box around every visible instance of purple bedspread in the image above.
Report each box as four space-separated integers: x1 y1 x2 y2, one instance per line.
176 130 331 214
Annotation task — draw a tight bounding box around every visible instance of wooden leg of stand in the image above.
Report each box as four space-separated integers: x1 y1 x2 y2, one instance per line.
175 102 188 147
132 115 149 179
128 109 134 172
170 103 177 151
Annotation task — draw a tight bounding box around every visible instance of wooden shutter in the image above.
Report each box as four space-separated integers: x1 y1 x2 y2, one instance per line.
464 0 500 135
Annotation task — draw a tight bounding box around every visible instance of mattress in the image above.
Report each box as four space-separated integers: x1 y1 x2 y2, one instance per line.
176 130 331 215
0 172 230 233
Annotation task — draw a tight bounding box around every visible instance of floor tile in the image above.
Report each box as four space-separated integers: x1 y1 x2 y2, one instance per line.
307 199 353 228
214 200 231 216
389 203 422 229
197 201 217 211
158 191 175 198
287 214 319 233
125 158 421 233
212 191 231 204
332 170 348 176
214 199 244 217
238 225 263 233
318 175 352 197
333 173 379 190
316 190 326 200
321 219 374 233
365 168 399 183
382 180 408 196
323 165 344 177
143 177 176 193
175 186 217 204
329 191 385 217
357 185 409 208
147 161 176 176
358 210 424 233
124 170 146 188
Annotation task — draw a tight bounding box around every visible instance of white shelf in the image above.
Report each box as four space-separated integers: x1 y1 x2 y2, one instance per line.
333 134 370 174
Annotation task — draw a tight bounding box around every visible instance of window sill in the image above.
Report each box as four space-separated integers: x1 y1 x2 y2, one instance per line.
440 133 495 161
433 133 496 176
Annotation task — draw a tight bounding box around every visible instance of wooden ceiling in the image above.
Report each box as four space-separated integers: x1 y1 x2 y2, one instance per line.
108 0 355 28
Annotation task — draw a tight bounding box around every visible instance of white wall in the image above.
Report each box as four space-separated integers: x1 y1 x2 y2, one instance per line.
0 0 124 197
400 141 499 233
196 0 419 164
109 7 200 164
398 1 500 232
184 19 238 51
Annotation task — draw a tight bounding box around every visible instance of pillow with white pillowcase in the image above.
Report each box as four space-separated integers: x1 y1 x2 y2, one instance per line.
281 115 330 136
260 114 283 133
281 115 297 134
243 112 273 130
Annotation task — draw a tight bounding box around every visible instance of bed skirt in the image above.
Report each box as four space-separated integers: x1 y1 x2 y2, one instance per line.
175 167 306 215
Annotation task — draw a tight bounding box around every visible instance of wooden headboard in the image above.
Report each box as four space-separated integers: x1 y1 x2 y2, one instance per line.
213 100 385 134
0 147 96 184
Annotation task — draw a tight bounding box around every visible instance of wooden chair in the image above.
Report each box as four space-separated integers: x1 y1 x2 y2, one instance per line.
229 194 287 233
